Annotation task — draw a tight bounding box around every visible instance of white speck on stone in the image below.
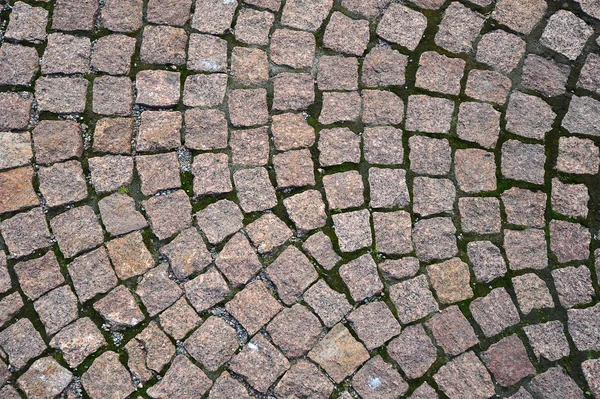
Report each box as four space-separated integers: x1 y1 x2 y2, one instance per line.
248 342 259 351
223 0 236 4
368 377 381 390
201 60 219 71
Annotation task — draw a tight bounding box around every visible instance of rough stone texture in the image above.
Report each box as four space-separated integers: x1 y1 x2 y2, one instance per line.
427 258 473 304
228 89 269 127
524 321 570 362
569 303 600 351
50 317 106 367
409 136 452 176
184 267 229 312
267 304 322 358
35 77 88 114
413 217 457 262
458 197 501 234
457 102 500 149
34 285 78 335
317 55 358 90
405 95 454 134
465 69 511 105
552 265 594 308
136 264 182 316
502 187 546 228
185 316 238 371
266 246 318 305
2 208 51 258
521 54 570 98
88 155 134 194
304 280 352 327
505 228 548 271
434 351 495 399
138 152 181 196
482 335 535 387
147 355 212 398
275 360 333 399
136 70 181 107
339 254 383 302
501 140 546 185
5 2 48 43
272 113 315 151
562 95 600 137
231 47 269 87
556 136 599 175
362 46 407 87
552 178 589 218
435 3 485 54
426 306 478 356
281 0 332 31
0 44 39 87
0 318 47 370
387 324 437 379
390 275 438 324
541 10 593 60
91 34 136 75
369 168 410 209
550 220 591 263
67 247 117 303
273 73 314 111
476 30 526 74
454 149 497 193
324 12 370 56
215 232 261 286
333 210 373 253
159 297 201 340
183 74 228 108
416 52 465 95
52 0 98 31
512 273 554 314
583 359 600 398
18 357 72 399
93 117 133 154
192 0 237 34
93 285 145 330
225 280 282 335
373 210 412 255
246 214 293 254
51 206 104 258
144 190 192 240
42 33 91 75
529 367 584 399
106 232 154 280
0 132 33 170
348 301 401 350
319 128 361 166
470 288 520 337
377 4 427 51
38 160 88 207
353 356 408 399
98 193 147 236
0 92 33 131
493 0 547 34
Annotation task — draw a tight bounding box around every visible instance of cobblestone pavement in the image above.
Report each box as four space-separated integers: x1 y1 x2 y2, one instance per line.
1 0 600 398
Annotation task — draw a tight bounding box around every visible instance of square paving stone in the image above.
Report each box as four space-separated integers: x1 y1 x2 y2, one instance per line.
387 324 437 379
230 334 290 393
158 297 201 340
415 52 465 95
413 217 457 262
143 190 192 240
225 280 283 336
373 210 413 255
32 120 83 165
318 128 361 166
341 0 390 18
557 136 599 175
465 69 511 105
52 0 99 31
583 359 600 399
92 76 133 116
578 53 600 95
376 3 427 51
195 200 243 245
304 280 351 327
98 193 146 236
379 257 419 281
146 355 211 398
458 197 501 234
135 70 181 107
67 247 117 303
100 0 143 32
340 254 383 302
413 177 455 217
521 54 570 97
266 246 318 305
405 95 454 134
0 252 10 294
363 126 403 165
106 231 155 280
550 220 591 263
235 8 274 46
184 108 228 150
160 227 211 280
51 206 104 258
41 33 91 75
308 324 369 384
93 285 145 329
191 0 237 34
0 43 39 86
91 34 136 75
272 113 315 151
505 228 548 270
187 33 228 72
125 322 175 383
34 285 78 336
185 316 238 371
426 305 478 356
0 92 33 131
482 335 535 387
184 267 229 313
323 171 364 210
35 77 89 114
147 0 192 26
323 12 370 56
427 257 473 304
467 240 508 283
0 294 24 327
552 265 594 308
409 136 451 175
476 30 526 74
230 127 269 166
568 303 600 351
135 264 182 317
281 0 333 31
15 251 63 300
512 273 554 314
435 2 485 54
0 318 46 370
454 149 497 193
470 287 520 337
137 152 181 195
50 317 106 368
523 321 570 362
389 274 438 324
273 73 315 111
492 0 546 34
319 91 362 124
362 46 407 87
362 90 404 125
140 25 187 65
267 304 322 358
4 2 48 43
233 168 277 212
552 178 589 218
303 232 340 270
273 149 315 188
457 102 501 149
88 155 134 194
191 153 231 197
0 132 32 171
275 360 333 399
283 190 327 232
333 210 372 253
434 351 495 399
38 160 88 207
246 214 293 254
562 95 600 137
541 10 593 60
228 89 269 127
317 55 358 90
352 356 408 399
215 232 262 286
1 207 50 258
81 351 136 399
506 92 556 140
231 47 269 86
501 187 546 228
93 117 133 154
183 73 228 107
348 301 401 350
529 366 583 399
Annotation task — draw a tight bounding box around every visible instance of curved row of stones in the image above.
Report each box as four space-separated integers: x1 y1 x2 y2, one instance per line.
1 0 600 398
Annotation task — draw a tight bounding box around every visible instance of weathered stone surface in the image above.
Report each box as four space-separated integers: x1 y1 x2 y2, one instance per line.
234 168 277 213
317 55 358 90
228 89 269 127
427 305 478 356
362 46 407 87
541 10 593 60
377 4 427 51
138 152 181 195
183 74 227 108
390 275 438 324
483 335 535 387
50 317 106 368
98 193 146 236
0 92 33 131
405 95 454 134
512 273 554 314
91 34 136 75
413 217 457 262
457 102 500 149
552 265 594 308
0 44 39 86
409 136 452 176
135 70 181 107
100 0 143 32
51 206 104 258
379 257 419 281
524 321 570 362
529 367 583 399
416 52 465 95
557 136 599 175
34 285 78 335
38 160 88 207
93 117 133 154
470 287 520 337
209 371 252 399
427 258 473 304
364 126 404 165
373 210 412 255
158 297 201 340
4 2 48 43
562 95 600 137
476 30 526 74
267 304 322 358
324 171 364 210
35 77 88 114
339 254 383 302
144 190 191 240
195 200 243 245
0 132 32 172
568 303 600 351
136 264 182 316
267 246 318 305
43 33 91 75
388 324 437 379
275 360 333 399
353 356 408 399
235 8 274 46
17 357 72 399
552 178 589 218
502 187 546 228
225 280 282 335
333 210 373 253
147 0 192 26
106 232 154 280
319 128 361 166
272 113 314 151
52 0 99 31
348 301 401 350
550 220 591 263
231 47 269 87
362 90 404 125
413 177 455 217
435 2 485 54
281 0 332 31
492 0 546 34
465 69 511 105
501 140 546 185
185 316 238 371
303 232 340 270
435 352 495 399
93 285 145 330
505 228 548 270
324 12 370 56
192 0 237 34
454 149 497 193
2 207 50 258
126 322 175 382
246 214 293 254
521 55 569 97
147 355 212 398
215 232 261 286
304 280 352 327
184 267 229 313
458 197 501 234
0 318 46 370
68 247 117 303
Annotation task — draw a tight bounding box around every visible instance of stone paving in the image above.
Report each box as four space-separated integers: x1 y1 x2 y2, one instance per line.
1 0 600 398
